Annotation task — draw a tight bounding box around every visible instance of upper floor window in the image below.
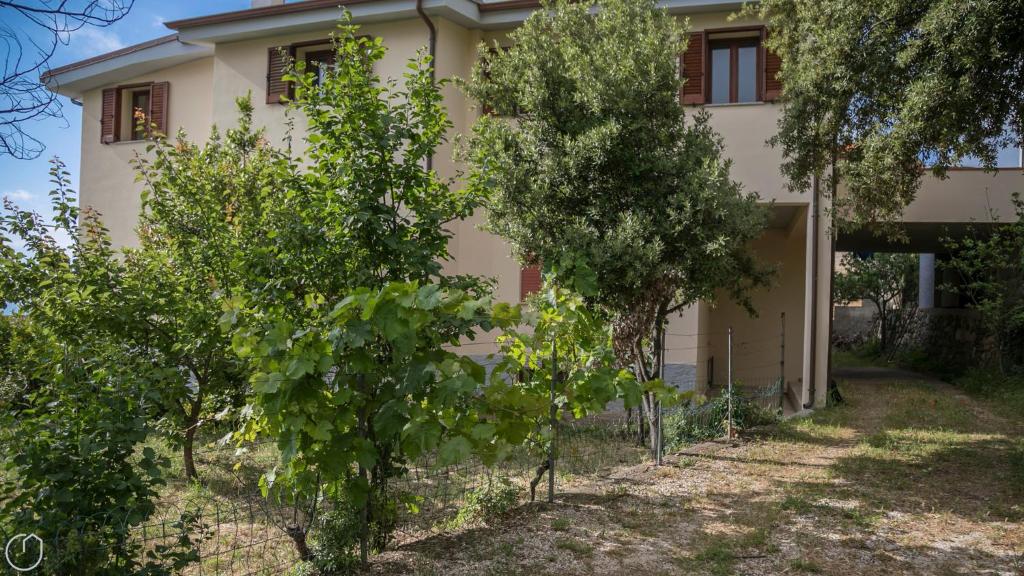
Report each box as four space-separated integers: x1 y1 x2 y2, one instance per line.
128 87 151 140
303 49 335 86
708 34 760 104
681 28 781 106
100 82 169 144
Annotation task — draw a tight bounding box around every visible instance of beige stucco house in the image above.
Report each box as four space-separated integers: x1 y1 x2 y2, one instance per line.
42 0 1023 412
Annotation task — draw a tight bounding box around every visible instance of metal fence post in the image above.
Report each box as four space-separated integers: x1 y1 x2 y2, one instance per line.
656 319 665 466
727 326 734 439
779 312 786 412
548 339 557 504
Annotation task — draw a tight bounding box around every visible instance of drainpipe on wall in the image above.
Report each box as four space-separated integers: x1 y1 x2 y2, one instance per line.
804 173 820 410
416 0 437 172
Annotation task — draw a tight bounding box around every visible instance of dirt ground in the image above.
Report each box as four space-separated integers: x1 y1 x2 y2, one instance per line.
370 368 1024 576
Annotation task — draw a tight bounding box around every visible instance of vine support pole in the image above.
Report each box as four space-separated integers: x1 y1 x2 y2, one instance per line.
656 318 666 466
727 326 734 439
548 339 557 504
779 312 786 412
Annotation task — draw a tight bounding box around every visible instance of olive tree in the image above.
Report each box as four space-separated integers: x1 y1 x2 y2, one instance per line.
833 252 919 355
750 0 1024 228
463 0 770 444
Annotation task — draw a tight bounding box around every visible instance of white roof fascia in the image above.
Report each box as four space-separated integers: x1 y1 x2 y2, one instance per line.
44 40 213 99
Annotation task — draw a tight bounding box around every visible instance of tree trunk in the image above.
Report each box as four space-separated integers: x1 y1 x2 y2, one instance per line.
182 395 203 481
286 525 312 561
183 423 198 481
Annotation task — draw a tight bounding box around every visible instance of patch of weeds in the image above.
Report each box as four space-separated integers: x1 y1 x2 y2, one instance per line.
554 537 593 556
440 477 520 530
602 484 630 501
690 540 736 576
617 509 660 537
788 557 823 573
551 518 570 532
840 506 882 529
881 381 973 431
675 456 697 469
780 494 816 514
496 540 516 558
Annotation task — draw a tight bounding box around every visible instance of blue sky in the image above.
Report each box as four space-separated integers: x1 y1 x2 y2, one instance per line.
0 0 249 246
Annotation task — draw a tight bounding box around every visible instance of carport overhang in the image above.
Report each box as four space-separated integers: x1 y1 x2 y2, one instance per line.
836 222 1003 253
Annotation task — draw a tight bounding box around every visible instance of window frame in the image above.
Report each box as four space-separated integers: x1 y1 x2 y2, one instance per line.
704 27 765 105
118 82 154 142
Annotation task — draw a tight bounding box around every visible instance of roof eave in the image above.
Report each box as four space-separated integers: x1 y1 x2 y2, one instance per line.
42 37 213 99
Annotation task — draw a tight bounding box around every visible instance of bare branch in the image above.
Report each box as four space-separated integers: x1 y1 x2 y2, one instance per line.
0 0 134 159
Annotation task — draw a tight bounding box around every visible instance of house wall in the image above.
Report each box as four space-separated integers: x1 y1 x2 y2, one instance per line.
79 56 214 248
70 8 874 409
703 211 809 401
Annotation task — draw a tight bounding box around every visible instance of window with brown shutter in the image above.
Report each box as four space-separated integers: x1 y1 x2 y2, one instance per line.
763 41 783 101
520 264 541 301
266 45 295 104
100 82 169 144
680 32 705 105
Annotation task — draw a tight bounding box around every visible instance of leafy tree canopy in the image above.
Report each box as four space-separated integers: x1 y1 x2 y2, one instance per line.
753 0 1024 227
463 0 770 442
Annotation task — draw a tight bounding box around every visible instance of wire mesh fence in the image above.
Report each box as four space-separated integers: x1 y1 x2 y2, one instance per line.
2 323 790 575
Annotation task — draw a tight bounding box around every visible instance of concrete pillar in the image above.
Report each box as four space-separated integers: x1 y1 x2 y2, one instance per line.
918 253 935 309
801 204 815 406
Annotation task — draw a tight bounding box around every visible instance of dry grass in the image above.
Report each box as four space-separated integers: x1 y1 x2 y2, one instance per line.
369 370 1024 576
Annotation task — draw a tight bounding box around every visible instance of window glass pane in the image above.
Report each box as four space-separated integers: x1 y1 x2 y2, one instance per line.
711 46 730 104
737 45 757 102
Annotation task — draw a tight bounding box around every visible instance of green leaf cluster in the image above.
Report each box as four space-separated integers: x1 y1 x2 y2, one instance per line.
753 0 1024 228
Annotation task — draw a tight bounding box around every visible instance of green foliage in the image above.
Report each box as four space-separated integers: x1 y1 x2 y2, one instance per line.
127 97 279 478
752 0 1024 228
487 278 646 455
447 477 520 529
0 162 197 574
231 282 510 508
463 0 769 444
224 20 501 560
834 253 918 355
308 503 362 575
943 194 1024 372
662 388 779 452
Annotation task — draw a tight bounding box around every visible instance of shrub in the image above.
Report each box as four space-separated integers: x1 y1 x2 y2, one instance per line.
662 388 779 452
448 477 520 529
309 504 362 575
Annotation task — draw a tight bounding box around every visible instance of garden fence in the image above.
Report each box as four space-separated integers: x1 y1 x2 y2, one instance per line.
1 319 789 575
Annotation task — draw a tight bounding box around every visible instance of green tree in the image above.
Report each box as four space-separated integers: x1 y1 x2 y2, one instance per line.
943 194 1024 373
751 0 1024 227
224 22 496 562
833 252 919 355
0 163 197 574
486 274 648 499
126 97 282 480
463 0 770 444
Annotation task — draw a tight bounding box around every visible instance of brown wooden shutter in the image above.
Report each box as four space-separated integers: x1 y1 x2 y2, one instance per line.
149 82 169 135
520 265 541 301
100 87 120 144
680 32 705 105
763 32 783 101
266 45 294 104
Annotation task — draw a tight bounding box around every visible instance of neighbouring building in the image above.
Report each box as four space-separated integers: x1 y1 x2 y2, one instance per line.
42 0 1023 412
